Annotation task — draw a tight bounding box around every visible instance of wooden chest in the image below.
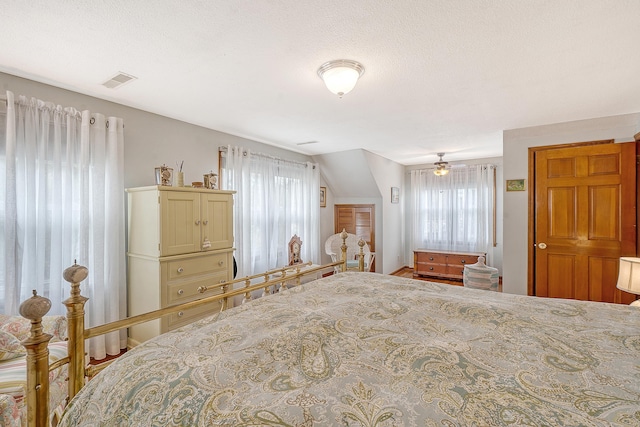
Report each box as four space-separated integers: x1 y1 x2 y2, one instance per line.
413 249 485 282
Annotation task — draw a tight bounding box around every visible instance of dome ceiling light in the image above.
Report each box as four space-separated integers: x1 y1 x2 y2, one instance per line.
433 153 450 176
317 59 365 98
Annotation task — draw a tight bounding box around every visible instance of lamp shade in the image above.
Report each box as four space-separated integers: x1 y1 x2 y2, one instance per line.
317 60 365 97
616 257 640 295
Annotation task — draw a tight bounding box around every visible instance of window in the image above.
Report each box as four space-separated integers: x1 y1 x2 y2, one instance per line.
410 164 496 262
220 146 320 276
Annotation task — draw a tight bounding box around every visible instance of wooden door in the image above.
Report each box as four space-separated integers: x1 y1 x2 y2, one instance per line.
335 204 375 268
531 141 636 303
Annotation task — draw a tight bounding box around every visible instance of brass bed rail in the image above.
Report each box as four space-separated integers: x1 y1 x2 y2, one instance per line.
20 230 366 427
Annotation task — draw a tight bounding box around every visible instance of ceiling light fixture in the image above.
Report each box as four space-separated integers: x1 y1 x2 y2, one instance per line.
317 59 365 98
433 153 450 176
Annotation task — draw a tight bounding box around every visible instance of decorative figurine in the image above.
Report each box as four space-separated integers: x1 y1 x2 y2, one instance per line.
288 235 303 265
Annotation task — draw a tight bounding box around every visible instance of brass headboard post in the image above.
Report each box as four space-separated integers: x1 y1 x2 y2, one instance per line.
20 291 53 427
62 263 89 401
357 239 365 272
340 229 348 272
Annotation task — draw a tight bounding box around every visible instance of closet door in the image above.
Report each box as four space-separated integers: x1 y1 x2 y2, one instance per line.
335 204 375 270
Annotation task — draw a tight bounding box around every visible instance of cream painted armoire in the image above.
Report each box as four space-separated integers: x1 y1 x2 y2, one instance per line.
126 186 234 345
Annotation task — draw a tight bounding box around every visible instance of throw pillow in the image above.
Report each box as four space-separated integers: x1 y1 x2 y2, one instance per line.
0 331 26 361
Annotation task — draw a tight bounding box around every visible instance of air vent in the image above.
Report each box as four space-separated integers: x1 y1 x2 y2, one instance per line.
102 72 137 89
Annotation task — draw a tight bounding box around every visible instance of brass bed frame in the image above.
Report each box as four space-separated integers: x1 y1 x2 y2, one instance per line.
18 232 365 427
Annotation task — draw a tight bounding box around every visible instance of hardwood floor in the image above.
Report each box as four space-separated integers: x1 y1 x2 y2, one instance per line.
391 267 502 292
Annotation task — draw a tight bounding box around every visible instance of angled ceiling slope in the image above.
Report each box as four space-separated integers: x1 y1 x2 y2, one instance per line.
314 150 381 199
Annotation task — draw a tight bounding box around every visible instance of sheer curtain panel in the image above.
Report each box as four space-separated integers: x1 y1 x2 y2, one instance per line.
221 146 320 276
1 91 126 359
410 164 496 265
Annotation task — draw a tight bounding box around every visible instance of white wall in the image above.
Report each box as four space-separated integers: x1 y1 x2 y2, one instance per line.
502 113 640 295
364 151 405 273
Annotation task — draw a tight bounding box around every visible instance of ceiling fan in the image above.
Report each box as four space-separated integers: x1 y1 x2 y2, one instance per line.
433 153 449 176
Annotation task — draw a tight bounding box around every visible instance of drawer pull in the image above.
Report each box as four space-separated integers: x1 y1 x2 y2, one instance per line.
429 267 434 270
177 267 184 273
203 220 208 225
177 289 184 295
178 311 184 317
218 260 224 266
461 260 466 264
429 257 434 261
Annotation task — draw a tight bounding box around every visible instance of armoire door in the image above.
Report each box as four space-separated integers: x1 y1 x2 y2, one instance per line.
531 141 637 303
334 204 375 270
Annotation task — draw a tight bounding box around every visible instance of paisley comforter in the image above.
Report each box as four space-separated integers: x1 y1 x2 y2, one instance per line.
60 272 640 426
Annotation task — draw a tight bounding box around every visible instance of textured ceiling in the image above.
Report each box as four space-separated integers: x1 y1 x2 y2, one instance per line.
1 0 639 165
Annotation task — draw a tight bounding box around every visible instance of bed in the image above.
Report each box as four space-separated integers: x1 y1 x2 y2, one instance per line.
56 271 640 426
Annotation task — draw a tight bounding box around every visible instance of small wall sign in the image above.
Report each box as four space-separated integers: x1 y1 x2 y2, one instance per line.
506 179 526 191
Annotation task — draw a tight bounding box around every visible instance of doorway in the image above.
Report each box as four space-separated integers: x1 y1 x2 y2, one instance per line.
528 140 637 303
334 204 375 271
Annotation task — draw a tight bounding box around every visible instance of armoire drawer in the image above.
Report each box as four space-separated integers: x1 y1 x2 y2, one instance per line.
166 252 230 280
165 271 228 305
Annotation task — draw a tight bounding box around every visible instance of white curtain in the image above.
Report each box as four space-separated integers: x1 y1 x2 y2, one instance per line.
1 91 126 359
221 146 320 276
410 164 496 264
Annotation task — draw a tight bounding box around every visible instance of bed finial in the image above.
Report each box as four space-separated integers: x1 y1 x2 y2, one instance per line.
358 238 366 272
340 229 348 272
62 262 89 400
19 290 53 425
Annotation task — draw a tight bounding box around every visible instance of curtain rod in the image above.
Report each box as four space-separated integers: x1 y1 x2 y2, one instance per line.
219 146 315 169
406 164 497 174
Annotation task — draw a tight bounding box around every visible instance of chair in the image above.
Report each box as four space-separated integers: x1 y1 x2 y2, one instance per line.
324 230 375 272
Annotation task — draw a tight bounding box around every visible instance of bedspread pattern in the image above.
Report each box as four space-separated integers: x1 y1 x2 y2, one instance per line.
60 273 640 426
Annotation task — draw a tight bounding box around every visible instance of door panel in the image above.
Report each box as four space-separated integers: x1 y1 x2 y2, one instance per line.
548 187 576 238
546 254 575 299
588 186 618 241
533 141 636 304
201 193 234 250
334 204 375 270
161 191 199 256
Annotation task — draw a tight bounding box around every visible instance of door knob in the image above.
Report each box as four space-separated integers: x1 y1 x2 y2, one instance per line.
537 242 547 249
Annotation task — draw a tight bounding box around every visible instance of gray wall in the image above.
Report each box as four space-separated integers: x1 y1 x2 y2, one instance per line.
1 72 311 191
502 113 640 295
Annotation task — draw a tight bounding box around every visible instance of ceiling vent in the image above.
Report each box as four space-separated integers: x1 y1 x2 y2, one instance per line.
102 72 137 89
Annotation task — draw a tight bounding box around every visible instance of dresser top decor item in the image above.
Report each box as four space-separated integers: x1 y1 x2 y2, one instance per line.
155 164 173 186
